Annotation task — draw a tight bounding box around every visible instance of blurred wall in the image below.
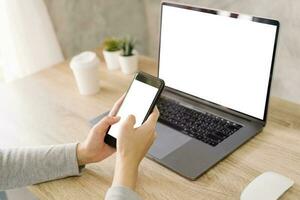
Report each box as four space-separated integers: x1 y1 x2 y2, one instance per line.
44 0 148 57
45 0 300 104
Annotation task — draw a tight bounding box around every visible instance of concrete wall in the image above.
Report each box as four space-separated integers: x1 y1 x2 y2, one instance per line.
44 0 148 57
45 0 300 104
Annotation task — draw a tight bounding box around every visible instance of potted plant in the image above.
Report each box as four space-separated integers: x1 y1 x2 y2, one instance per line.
102 37 122 70
119 37 138 75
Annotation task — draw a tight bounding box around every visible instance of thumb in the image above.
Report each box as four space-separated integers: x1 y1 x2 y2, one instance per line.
140 107 159 131
93 116 120 134
121 114 136 129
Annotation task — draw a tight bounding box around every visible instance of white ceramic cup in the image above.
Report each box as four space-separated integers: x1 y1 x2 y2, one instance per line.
70 51 100 95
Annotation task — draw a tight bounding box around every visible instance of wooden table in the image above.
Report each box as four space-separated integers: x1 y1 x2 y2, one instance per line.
0 49 299 199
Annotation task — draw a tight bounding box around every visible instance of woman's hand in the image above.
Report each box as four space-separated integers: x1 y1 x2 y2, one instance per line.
76 95 125 166
113 107 159 189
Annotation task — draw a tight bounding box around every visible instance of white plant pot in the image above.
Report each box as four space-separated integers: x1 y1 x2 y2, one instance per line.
103 50 121 70
119 53 138 75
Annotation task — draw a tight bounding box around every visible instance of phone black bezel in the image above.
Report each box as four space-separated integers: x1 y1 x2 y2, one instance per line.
104 71 165 148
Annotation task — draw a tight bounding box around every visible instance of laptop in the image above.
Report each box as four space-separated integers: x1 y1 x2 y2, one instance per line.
91 2 279 180
146 2 280 180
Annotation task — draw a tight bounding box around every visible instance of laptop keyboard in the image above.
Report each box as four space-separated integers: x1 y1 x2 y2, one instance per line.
157 97 243 147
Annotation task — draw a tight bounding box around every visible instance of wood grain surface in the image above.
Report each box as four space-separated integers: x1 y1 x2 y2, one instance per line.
0 48 299 199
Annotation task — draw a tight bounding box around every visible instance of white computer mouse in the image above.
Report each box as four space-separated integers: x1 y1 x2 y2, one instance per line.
240 171 294 200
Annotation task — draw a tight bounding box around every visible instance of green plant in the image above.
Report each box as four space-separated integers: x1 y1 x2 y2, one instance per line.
120 37 136 56
102 37 122 52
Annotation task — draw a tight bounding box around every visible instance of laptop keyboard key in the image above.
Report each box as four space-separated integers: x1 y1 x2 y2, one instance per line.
157 97 243 147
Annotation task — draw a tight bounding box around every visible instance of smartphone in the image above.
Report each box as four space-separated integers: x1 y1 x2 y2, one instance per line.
104 72 165 148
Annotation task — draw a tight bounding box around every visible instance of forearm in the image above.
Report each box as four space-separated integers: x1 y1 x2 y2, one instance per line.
0 143 81 190
112 157 138 189
106 157 141 200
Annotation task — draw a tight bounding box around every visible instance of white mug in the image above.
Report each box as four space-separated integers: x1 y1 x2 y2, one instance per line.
70 51 100 95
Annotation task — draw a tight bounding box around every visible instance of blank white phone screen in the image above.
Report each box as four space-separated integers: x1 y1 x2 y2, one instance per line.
159 5 277 120
108 79 158 138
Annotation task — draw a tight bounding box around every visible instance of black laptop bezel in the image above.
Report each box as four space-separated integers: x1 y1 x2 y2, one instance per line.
157 1 280 124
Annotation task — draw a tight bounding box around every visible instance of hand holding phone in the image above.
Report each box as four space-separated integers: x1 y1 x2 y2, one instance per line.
105 72 165 147
112 107 160 189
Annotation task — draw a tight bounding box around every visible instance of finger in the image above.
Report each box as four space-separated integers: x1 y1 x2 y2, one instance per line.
93 116 120 134
149 130 157 142
103 144 116 157
145 131 157 150
109 94 126 116
97 145 116 161
149 133 156 146
121 114 136 129
140 107 160 131
153 131 157 140
154 106 160 118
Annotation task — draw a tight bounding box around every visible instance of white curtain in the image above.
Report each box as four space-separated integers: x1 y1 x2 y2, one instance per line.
0 0 64 82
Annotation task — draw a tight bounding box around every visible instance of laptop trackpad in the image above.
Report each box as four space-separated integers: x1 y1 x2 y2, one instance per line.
148 122 192 159
90 112 191 160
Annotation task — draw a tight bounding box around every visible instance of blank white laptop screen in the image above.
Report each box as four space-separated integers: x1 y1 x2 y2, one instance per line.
159 5 278 120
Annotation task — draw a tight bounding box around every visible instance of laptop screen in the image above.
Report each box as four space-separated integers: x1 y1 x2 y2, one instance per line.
158 3 279 120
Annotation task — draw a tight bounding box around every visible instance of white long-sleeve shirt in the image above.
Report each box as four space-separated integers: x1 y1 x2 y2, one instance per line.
0 143 141 200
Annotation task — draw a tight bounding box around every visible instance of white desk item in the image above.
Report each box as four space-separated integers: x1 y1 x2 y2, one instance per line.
70 51 100 95
240 171 294 200
103 50 121 70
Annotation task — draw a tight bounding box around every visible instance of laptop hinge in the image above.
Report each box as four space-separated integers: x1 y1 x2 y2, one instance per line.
163 87 265 125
